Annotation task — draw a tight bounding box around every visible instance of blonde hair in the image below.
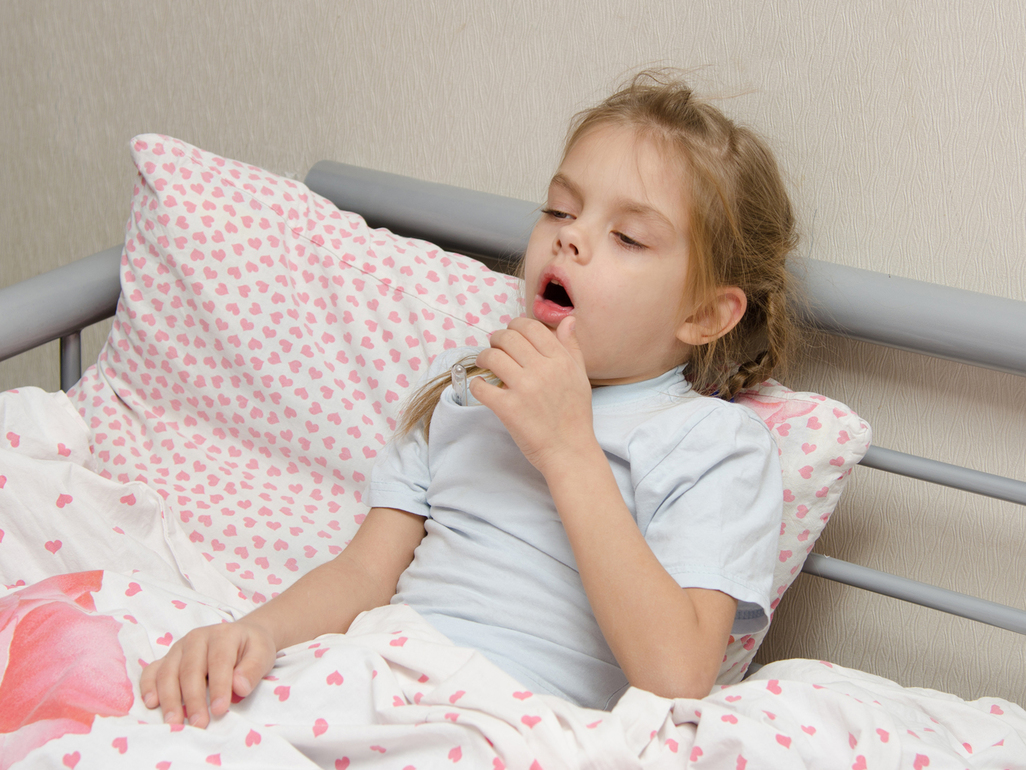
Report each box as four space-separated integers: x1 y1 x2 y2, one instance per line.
399 70 798 437
568 69 798 398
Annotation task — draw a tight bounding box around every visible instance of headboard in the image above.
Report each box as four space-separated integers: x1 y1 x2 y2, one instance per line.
1 160 1024 642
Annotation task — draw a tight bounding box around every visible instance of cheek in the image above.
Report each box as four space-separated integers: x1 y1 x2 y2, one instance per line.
522 247 545 294
625 283 687 336
592 281 645 315
524 222 554 263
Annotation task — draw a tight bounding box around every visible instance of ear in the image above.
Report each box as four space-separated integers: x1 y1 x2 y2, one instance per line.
676 286 747 346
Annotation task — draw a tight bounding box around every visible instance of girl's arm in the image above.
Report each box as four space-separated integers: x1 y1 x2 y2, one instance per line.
541 443 736 699
472 317 735 699
140 506 426 727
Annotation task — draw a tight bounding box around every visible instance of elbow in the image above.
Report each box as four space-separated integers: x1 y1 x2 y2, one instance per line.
649 678 716 702
628 664 718 701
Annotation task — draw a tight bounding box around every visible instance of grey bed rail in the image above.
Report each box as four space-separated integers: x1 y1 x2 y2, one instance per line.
305 161 1026 378
4 163 1026 381
1 161 1024 635
0 246 123 391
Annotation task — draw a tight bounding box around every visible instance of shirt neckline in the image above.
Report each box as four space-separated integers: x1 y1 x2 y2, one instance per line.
591 364 691 409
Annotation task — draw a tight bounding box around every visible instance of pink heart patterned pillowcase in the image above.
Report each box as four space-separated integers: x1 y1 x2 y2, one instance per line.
70 134 522 604
724 382 870 681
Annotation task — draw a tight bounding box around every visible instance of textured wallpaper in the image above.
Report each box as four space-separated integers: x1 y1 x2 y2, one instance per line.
1 0 1024 702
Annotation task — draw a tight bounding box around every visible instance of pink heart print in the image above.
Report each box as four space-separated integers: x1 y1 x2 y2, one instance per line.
70 134 523 606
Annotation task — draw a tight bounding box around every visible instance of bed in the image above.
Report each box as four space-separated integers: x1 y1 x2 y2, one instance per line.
0 134 1023 769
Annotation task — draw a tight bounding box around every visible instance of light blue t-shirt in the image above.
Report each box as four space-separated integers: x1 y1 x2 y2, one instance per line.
368 348 782 709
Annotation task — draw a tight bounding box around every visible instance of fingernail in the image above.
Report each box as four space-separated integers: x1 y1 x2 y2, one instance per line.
143 691 157 708
210 697 226 715
189 713 204 727
164 711 177 724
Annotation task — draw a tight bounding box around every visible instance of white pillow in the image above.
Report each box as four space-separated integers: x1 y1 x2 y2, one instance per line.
70 134 521 604
725 383 870 681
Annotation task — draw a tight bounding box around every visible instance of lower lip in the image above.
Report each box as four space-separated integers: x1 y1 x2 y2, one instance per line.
533 296 574 326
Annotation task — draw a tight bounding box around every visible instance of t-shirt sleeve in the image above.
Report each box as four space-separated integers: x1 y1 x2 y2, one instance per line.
631 402 782 634
367 418 432 517
366 348 474 518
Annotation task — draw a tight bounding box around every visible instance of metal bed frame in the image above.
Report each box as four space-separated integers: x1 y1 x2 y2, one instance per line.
2 161 1025 637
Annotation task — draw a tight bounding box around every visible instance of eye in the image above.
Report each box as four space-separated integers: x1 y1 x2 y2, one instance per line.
541 208 573 221
615 231 645 249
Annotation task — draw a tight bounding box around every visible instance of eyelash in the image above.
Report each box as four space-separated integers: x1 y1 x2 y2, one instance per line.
541 207 571 220
616 232 645 250
542 209 646 250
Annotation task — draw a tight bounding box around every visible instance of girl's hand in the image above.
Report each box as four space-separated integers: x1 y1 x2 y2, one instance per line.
139 618 276 728
138 507 425 728
472 316 595 474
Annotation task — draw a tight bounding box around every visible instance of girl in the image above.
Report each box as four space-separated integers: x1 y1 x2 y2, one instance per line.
141 70 797 726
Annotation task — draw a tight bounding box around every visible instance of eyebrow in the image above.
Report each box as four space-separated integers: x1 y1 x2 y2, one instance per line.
548 173 678 233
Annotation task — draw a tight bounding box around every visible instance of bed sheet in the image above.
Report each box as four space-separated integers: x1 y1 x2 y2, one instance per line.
2 387 1024 769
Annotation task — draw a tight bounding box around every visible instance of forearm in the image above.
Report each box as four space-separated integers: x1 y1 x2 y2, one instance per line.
543 441 733 699
141 507 423 728
239 553 392 651
239 505 425 652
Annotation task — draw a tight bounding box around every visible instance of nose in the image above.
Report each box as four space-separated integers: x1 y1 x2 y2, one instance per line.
555 220 587 262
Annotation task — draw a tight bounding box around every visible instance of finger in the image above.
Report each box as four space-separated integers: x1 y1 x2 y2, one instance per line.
234 669 255 700
486 326 538 365
206 632 242 718
231 634 274 700
140 657 160 709
474 346 521 387
506 316 566 356
468 372 506 410
480 318 571 380
178 636 213 727
554 316 586 368
153 646 186 724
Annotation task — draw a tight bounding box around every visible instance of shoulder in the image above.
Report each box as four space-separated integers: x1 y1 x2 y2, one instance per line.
636 390 774 451
624 392 777 485
693 394 776 445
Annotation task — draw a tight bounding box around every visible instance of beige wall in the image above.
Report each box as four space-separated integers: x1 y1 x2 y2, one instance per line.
2 0 1024 702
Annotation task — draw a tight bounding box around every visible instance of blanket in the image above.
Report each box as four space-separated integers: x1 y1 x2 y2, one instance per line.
1 387 1024 769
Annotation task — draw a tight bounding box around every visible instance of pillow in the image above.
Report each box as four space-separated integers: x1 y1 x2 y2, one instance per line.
69 134 522 604
69 134 870 678
723 383 871 681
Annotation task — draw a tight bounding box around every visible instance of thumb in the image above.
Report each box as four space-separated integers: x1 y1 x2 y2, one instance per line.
555 316 585 365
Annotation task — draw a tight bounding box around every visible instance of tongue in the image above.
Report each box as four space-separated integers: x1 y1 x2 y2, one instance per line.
533 291 574 327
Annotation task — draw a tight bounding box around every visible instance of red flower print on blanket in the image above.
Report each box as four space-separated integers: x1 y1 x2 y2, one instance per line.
0 571 133 769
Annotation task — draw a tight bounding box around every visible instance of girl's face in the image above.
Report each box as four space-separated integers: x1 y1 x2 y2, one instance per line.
524 124 697 386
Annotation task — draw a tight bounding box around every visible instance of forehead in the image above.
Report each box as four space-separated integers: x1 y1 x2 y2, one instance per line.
554 124 689 232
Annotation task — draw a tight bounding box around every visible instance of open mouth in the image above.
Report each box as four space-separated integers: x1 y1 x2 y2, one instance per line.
533 274 575 326
542 279 574 309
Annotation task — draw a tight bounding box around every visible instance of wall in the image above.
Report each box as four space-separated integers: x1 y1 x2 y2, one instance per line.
1 0 1024 702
